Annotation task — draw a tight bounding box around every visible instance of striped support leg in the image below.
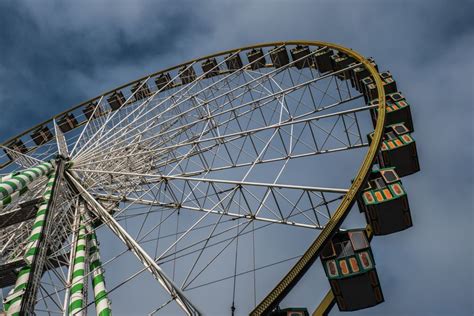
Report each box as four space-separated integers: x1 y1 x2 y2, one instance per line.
68 221 88 316
0 160 55 211
0 173 13 183
23 173 56 265
0 185 28 209
86 221 112 316
3 171 57 315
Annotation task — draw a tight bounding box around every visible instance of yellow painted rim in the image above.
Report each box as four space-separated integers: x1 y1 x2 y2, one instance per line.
247 41 386 316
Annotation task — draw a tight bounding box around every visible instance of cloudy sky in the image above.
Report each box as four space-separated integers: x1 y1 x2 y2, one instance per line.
0 0 472 315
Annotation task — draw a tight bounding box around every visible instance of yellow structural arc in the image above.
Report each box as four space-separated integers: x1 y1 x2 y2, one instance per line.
249 41 386 316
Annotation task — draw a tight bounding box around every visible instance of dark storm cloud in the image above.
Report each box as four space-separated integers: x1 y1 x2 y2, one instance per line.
0 0 472 315
0 0 211 138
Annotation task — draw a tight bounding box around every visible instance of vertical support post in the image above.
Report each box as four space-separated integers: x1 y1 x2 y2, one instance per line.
67 214 88 315
84 210 112 316
3 160 63 315
3 161 61 315
62 199 81 316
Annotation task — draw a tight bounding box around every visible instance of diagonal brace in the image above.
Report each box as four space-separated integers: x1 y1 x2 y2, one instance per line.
65 170 201 316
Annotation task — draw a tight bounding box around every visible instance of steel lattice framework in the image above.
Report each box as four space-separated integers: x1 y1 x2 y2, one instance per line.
0 41 391 316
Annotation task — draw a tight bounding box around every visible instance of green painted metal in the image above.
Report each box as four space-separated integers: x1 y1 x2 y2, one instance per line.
3 171 57 315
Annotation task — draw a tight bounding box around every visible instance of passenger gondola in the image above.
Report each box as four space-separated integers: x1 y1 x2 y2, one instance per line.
270 46 290 68
358 168 412 235
179 65 197 85
58 113 78 133
107 91 126 111
155 73 174 91
247 48 266 70
369 123 420 177
202 58 220 78
31 126 53 146
291 45 313 69
369 92 414 132
131 81 152 101
320 229 384 311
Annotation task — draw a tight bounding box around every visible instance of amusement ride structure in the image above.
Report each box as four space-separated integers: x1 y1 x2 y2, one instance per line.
0 41 420 315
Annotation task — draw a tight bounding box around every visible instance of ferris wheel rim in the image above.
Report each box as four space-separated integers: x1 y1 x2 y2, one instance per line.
0 40 386 315
248 42 386 315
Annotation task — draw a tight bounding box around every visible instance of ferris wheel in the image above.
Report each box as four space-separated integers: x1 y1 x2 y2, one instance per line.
0 41 420 316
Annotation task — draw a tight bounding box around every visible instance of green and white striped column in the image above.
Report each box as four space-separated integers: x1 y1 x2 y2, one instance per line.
0 160 55 210
68 220 88 316
23 173 56 265
3 171 57 315
86 220 112 316
0 185 28 209
1 173 13 183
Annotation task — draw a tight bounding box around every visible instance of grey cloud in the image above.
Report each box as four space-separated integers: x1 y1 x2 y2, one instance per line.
0 0 211 138
0 0 472 315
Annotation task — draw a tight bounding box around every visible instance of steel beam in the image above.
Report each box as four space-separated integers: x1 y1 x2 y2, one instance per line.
65 170 201 316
